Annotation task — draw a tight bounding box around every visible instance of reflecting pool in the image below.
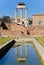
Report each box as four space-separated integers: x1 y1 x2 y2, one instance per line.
0 44 41 65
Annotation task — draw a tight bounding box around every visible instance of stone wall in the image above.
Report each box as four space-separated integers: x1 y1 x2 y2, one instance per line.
0 22 44 37
32 14 44 26
27 26 44 37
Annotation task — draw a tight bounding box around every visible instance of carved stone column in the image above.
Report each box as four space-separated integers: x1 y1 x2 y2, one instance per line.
15 8 18 23
20 8 22 23
25 8 28 19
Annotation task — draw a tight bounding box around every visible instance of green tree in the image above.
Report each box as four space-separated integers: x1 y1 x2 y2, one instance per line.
2 16 11 23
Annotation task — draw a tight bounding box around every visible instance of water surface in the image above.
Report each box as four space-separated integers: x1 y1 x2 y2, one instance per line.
0 44 41 65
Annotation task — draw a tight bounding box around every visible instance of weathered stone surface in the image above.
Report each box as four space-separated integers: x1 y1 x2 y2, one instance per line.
0 23 44 37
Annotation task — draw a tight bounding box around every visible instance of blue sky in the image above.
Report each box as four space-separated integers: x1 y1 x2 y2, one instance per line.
0 0 44 18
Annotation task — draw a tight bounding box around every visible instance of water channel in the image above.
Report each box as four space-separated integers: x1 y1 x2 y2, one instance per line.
0 43 41 65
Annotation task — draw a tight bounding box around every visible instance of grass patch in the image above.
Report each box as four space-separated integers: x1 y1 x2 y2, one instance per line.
36 37 44 47
0 37 13 46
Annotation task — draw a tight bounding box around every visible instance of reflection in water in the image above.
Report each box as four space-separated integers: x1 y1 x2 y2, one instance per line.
16 44 28 63
0 44 41 65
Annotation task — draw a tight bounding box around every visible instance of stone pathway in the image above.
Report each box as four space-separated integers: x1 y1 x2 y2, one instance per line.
32 38 44 61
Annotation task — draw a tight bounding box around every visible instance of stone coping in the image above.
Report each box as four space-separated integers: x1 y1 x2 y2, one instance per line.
0 40 15 59
0 39 13 49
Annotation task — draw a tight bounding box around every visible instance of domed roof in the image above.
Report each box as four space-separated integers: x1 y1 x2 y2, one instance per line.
18 2 25 5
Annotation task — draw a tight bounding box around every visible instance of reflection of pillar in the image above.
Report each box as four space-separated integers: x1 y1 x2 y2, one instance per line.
16 47 18 58
20 46 22 57
26 44 28 58
15 8 17 23
20 8 22 23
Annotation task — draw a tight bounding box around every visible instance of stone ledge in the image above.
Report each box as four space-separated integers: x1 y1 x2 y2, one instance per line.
0 40 16 60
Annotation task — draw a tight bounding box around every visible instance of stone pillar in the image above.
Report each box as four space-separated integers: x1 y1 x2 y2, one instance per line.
25 8 28 27
25 8 28 19
15 8 18 23
20 8 22 23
